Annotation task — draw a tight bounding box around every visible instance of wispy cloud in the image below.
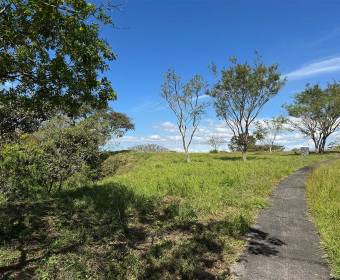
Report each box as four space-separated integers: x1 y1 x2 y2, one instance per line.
284 56 340 80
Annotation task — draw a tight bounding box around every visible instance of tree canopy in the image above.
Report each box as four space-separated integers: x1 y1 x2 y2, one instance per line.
209 56 285 160
0 0 117 140
285 83 340 153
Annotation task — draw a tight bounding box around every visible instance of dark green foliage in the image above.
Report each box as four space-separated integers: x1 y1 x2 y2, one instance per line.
228 134 257 152
0 94 43 145
285 83 340 153
0 0 117 142
0 142 45 199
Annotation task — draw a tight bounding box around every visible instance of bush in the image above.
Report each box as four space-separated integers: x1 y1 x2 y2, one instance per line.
249 144 285 152
0 112 134 199
0 142 44 199
100 155 128 177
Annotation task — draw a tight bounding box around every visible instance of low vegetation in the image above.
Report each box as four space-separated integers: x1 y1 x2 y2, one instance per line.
1 152 336 279
306 159 340 279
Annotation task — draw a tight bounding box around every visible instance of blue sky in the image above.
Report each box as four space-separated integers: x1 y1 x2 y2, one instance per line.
98 0 340 151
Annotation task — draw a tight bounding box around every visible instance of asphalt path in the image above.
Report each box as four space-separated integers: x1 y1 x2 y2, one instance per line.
231 162 334 280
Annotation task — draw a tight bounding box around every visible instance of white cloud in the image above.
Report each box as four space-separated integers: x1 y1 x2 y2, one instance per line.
284 56 340 80
107 117 340 152
160 121 177 132
148 134 162 140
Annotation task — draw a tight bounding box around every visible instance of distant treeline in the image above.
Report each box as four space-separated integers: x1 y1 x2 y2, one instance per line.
130 144 170 153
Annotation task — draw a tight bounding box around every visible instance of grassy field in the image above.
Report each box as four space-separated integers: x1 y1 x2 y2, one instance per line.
0 152 337 279
306 159 340 279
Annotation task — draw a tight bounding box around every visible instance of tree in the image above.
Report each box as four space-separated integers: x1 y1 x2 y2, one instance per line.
285 83 340 153
228 134 256 152
0 0 117 141
254 116 286 153
207 136 225 152
209 56 285 160
161 70 207 162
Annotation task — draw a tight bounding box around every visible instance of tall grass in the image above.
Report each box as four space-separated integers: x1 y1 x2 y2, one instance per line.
104 152 334 220
1 152 337 279
306 159 340 279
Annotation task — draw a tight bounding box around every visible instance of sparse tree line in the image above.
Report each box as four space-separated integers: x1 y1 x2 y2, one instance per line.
161 57 340 161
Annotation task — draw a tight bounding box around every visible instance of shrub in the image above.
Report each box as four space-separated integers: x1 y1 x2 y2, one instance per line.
0 142 44 199
100 154 128 177
0 112 133 199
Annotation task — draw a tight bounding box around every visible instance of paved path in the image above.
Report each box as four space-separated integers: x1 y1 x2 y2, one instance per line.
231 163 332 280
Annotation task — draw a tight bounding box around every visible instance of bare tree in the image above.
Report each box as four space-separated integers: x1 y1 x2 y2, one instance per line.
161 70 208 162
254 117 286 153
207 136 225 152
209 56 285 160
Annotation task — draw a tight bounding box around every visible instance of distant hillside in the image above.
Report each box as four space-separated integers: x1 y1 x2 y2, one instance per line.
130 144 169 152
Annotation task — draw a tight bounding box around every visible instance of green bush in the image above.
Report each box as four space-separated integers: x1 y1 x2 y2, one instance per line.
100 154 128 177
0 112 133 199
0 142 44 199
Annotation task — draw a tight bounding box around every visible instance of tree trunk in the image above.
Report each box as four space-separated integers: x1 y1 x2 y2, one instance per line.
313 138 320 153
269 145 272 153
242 151 247 161
318 137 327 153
185 150 191 163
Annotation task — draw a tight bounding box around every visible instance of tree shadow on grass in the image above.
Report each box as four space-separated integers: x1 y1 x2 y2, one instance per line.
0 184 252 279
0 183 155 279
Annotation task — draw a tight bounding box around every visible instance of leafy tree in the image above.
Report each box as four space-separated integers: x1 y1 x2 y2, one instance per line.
161 70 208 162
209 56 285 160
207 136 225 152
0 0 117 141
254 116 286 153
285 83 340 153
228 134 256 152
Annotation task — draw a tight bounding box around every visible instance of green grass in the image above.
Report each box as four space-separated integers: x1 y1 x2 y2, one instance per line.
0 152 337 279
306 159 340 279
